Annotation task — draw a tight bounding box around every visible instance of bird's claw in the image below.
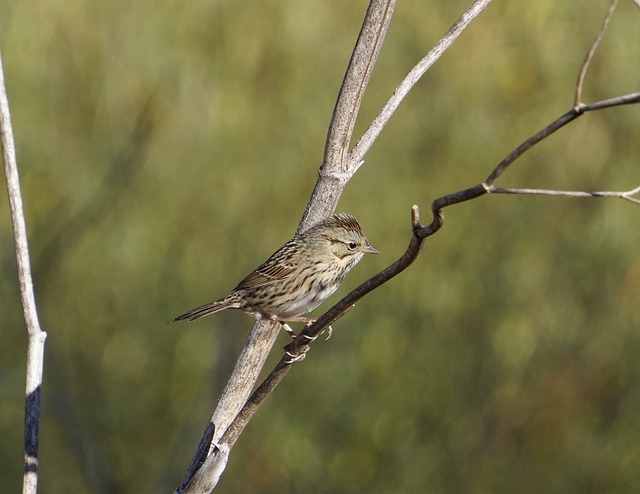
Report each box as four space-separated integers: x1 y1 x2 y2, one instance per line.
322 325 333 340
284 347 308 364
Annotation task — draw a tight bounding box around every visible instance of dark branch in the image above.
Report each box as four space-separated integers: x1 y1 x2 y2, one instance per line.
220 78 640 446
182 0 640 490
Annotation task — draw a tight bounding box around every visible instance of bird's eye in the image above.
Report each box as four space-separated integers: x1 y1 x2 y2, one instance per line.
347 242 357 250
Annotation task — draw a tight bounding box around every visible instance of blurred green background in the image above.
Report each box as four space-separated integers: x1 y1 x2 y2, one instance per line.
1 0 639 492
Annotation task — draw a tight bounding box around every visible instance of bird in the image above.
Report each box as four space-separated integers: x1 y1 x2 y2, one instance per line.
171 213 378 337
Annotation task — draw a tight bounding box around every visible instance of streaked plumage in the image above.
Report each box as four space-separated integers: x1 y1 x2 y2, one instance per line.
172 213 378 326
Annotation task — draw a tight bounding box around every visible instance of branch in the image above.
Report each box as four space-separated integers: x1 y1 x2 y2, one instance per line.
222 65 640 452
350 0 493 166
488 185 640 205
175 0 638 491
175 320 281 494
207 0 495 464
299 0 398 232
485 92 640 186
176 1 399 492
575 0 619 107
0 48 47 494
219 205 440 449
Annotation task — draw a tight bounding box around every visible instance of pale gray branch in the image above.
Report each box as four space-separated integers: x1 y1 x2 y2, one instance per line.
300 0 398 232
175 321 280 493
350 0 493 165
0 48 47 494
177 1 399 492
171 0 637 491
487 185 640 205
181 2 496 486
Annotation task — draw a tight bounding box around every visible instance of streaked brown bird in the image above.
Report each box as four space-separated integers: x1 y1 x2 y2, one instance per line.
172 213 378 335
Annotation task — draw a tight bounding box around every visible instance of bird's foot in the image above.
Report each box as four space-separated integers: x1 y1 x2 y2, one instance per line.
284 347 308 364
321 325 333 340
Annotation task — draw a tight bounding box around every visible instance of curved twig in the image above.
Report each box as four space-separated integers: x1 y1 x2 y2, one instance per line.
220 205 431 448
222 77 640 446
485 92 640 186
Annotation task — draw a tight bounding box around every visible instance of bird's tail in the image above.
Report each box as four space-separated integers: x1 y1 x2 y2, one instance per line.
170 296 241 323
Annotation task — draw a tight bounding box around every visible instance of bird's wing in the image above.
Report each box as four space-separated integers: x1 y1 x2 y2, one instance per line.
233 239 300 290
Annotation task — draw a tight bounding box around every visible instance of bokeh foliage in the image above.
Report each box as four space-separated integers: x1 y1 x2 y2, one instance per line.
1 0 639 492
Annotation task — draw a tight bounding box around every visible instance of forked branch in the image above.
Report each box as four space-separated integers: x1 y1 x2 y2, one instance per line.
575 0 619 107
220 0 639 450
178 0 638 491
177 1 399 492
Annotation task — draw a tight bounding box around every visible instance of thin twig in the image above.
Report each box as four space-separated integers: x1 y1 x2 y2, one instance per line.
485 107 582 185
225 77 640 446
485 92 640 185
221 206 431 448
350 0 493 166
575 0 619 107
489 186 640 205
584 91 640 110
0 48 47 494
176 0 639 491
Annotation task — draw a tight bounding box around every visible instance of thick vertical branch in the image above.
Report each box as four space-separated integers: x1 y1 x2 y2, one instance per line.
299 0 397 232
176 2 398 493
0 48 47 494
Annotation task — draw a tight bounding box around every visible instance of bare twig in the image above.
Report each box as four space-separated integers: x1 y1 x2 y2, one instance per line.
488 186 640 205
485 92 640 185
220 182 484 445
223 78 640 446
575 0 619 107
176 0 639 491
175 320 281 494
350 0 493 166
0 49 47 494
220 205 431 448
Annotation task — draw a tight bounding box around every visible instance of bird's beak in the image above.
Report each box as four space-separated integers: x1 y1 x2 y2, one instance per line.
364 243 379 254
